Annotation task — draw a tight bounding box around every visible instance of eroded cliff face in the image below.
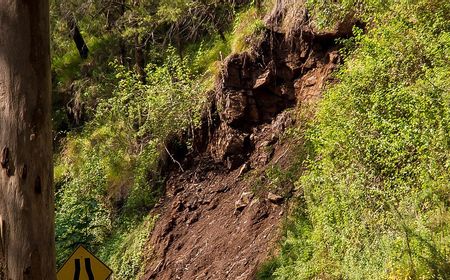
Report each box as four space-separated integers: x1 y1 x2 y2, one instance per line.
142 5 352 279
206 27 342 170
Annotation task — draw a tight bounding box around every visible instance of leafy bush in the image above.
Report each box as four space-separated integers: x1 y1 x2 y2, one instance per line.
55 48 206 266
55 136 115 266
53 0 270 273
267 1 450 279
98 215 158 279
100 49 205 144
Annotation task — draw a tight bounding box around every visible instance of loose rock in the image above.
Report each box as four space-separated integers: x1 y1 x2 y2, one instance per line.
267 192 284 204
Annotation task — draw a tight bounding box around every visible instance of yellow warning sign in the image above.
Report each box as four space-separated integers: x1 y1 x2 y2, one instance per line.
57 245 113 280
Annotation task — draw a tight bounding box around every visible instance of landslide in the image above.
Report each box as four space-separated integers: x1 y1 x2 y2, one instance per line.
141 5 353 280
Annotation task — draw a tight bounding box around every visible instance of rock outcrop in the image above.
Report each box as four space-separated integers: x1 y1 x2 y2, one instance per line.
142 3 354 279
205 22 343 170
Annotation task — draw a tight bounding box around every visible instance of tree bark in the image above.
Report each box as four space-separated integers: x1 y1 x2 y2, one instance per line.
119 0 128 66
134 34 146 84
0 0 56 279
68 17 89 59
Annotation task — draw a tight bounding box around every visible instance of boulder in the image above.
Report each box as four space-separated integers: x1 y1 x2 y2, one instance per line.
209 123 248 163
267 192 283 204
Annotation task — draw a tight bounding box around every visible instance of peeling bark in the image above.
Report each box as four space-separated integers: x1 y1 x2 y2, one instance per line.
0 0 56 279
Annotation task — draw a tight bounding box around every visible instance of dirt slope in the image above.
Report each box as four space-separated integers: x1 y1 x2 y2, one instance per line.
143 111 296 280
144 158 284 280
141 7 350 279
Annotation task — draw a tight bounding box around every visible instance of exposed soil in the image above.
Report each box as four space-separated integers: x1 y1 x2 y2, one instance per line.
141 7 351 279
143 159 285 280
143 114 295 280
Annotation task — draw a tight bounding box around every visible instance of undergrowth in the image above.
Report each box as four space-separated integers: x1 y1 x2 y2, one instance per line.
55 48 206 271
260 1 450 279
97 215 158 279
53 2 272 278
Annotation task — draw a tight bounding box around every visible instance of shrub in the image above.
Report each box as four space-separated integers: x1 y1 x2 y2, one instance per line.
55 48 206 266
97 215 158 279
268 1 450 279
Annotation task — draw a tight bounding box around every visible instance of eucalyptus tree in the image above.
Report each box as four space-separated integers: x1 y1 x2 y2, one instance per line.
0 0 56 279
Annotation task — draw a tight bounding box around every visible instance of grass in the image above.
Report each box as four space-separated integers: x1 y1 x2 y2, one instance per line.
97 214 158 280
256 1 450 279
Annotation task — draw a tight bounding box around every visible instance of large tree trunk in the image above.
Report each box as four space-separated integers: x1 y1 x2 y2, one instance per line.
0 0 56 279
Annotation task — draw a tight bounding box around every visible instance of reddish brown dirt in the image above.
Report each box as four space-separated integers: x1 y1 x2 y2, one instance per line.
141 6 349 278
142 116 293 280
144 166 284 280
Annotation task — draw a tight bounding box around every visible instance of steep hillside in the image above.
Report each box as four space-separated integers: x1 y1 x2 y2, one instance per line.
266 1 450 279
51 1 450 279
141 7 350 278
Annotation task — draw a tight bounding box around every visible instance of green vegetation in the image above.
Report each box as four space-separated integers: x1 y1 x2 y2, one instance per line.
263 0 450 279
51 0 450 279
231 4 267 53
97 215 158 279
55 52 204 268
50 1 270 278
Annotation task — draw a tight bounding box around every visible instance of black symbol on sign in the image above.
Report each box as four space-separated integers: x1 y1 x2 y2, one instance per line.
73 258 95 280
